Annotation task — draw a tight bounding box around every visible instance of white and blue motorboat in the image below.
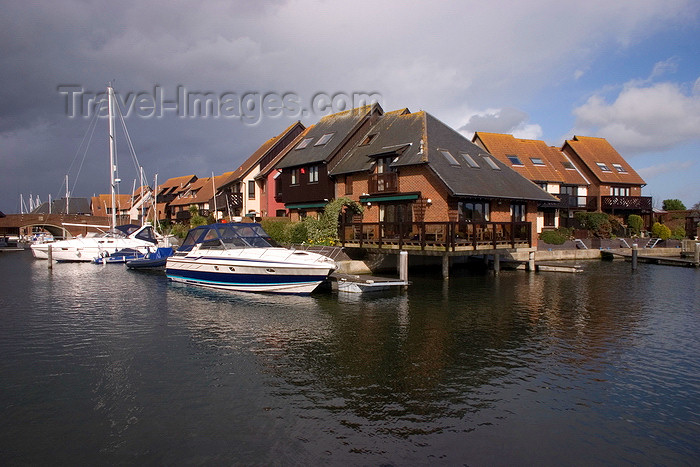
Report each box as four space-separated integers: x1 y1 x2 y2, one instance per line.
165 223 337 294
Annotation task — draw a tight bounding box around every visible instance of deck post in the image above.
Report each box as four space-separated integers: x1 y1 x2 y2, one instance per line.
399 250 408 284
47 244 52 269
442 254 449 279
493 253 500 275
631 243 638 270
694 243 699 265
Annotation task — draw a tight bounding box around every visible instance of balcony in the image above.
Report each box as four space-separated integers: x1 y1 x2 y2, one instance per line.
601 196 652 212
368 173 398 194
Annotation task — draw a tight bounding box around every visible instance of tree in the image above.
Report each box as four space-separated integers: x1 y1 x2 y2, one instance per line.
662 199 686 211
627 214 643 236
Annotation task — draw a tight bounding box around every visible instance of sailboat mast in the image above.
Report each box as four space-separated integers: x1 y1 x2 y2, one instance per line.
107 85 117 229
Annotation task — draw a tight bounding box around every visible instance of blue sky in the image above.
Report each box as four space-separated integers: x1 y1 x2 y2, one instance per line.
1 0 698 213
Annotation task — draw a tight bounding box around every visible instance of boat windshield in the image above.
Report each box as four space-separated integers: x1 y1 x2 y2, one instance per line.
177 223 279 252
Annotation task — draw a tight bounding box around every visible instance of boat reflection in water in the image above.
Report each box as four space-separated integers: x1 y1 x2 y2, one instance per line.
165 222 337 294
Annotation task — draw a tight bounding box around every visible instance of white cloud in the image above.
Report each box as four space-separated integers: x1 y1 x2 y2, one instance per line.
572 80 700 153
637 160 694 179
458 108 543 140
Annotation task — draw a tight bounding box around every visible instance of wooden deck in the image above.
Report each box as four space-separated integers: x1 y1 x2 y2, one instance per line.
339 220 532 253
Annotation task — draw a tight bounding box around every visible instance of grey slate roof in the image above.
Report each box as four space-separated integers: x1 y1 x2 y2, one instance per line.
332 109 557 202
275 105 377 169
32 197 92 214
330 109 421 175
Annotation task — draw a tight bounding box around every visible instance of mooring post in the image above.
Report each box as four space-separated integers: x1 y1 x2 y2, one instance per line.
399 250 408 283
528 251 535 272
47 244 52 269
442 254 449 280
695 243 699 266
631 243 638 271
493 253 500 275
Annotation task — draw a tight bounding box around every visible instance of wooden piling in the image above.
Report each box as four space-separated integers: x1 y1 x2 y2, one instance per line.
399 250 408 283
631 243 638 270
493 253 500 275
442 254 449 279
47 245 52 269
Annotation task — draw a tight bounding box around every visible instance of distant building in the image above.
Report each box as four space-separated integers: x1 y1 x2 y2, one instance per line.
33 197 92 215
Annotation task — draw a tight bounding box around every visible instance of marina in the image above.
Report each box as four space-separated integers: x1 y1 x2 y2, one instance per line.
1 250 698 465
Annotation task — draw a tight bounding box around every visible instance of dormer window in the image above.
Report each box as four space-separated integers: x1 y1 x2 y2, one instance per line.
314 133 334 146
506 155 523 165
596 162 612 172
612 163 627 173
295 137 313 150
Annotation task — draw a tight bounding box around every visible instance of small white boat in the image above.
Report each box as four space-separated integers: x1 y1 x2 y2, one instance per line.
31 224 158 262
166 223 337 294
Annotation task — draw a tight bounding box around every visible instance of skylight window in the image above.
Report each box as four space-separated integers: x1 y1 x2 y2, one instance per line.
562 161 575 170
295 137 313 150
506 155 523 165
612 163 628 173
596 162 612 172
440 150 460 166
530 157 545 166
483 155 501 170
314 133 335 146
461 153 480 168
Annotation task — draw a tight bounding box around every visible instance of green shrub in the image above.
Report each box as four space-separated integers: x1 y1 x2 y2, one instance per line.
260 219 291 244
651 222 671 240
288 221 308 244
539 228 571 245
627 214 643 235
170 223 190 239
575 212 612 238
671 226 686 240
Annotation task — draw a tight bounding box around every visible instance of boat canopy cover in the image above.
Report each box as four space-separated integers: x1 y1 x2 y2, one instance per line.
110 224 158 244
177 223 279 252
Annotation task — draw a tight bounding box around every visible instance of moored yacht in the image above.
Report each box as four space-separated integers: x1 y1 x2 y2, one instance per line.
30 223 158 261
166 223 337 294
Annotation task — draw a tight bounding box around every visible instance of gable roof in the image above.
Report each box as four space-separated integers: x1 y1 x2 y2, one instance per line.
158 174 198 196
330 108 418 175
331 109 556 202
90 194 131 214
275 104 381 169
474 132 588 186
169 177 216 207
226 121 305 183
421 113 557 201
33 197 92 215
256 125 315 180
563 136 645 185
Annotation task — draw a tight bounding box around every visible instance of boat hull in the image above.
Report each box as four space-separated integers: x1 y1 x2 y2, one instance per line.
166 256 334 294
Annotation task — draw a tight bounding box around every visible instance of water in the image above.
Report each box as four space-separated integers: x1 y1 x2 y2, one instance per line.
1 251 698 465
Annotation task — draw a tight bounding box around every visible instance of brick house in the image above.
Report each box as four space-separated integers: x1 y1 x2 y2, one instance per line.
255 125 315 218
561 136 651 227
154 174 198 222
274 105 383 221
329 109 558 248
217 121 305 219
473 132 590 231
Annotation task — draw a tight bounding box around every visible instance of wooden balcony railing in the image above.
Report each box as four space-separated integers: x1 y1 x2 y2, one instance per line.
601 196 652 211
339 221 532 251
368 173 398 194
